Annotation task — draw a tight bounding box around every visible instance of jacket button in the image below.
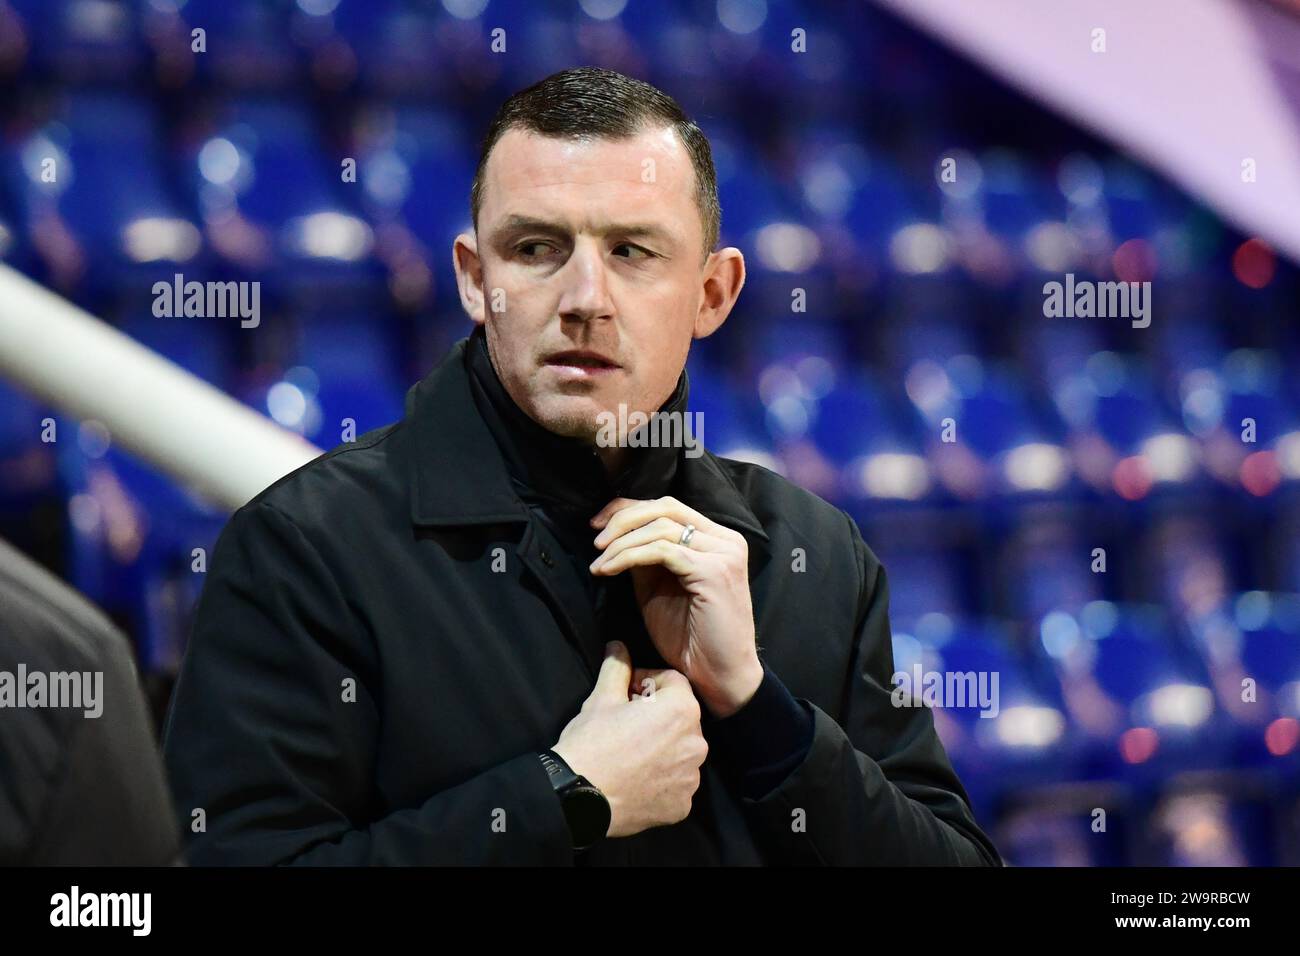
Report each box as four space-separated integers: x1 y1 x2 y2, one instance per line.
540 550 555 568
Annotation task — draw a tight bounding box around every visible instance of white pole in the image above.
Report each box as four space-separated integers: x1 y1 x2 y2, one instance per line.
0 263 321 510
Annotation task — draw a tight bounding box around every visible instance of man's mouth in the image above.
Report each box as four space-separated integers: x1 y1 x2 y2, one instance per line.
543 350 622 377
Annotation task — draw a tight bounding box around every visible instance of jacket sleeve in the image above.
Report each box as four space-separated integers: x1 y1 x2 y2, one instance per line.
0 554 181 866
726 512 1003 866
162 500 574 866
30 634 182 866
700 661 815 800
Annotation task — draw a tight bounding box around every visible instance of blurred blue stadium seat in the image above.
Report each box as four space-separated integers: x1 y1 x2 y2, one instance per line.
2 91 204 295
176 97 384 299
1034 602 1230 783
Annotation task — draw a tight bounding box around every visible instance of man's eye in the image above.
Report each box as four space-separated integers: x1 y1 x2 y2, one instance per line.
517 241 555 258
612 243 653 260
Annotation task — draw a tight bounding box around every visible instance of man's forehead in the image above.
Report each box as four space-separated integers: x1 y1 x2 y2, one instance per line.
480 126 695 213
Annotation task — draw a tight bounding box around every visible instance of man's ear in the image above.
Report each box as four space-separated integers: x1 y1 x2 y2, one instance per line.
452 231 486 326
693 246 745 340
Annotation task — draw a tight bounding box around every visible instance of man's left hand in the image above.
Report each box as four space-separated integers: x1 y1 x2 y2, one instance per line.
590 496 763 719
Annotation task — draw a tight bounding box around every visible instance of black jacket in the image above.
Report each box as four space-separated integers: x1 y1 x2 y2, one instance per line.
460 327 819 805
162 332 1001 866
0 537 180 865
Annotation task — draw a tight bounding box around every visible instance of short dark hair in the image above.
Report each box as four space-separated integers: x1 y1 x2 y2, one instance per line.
470 67 721 255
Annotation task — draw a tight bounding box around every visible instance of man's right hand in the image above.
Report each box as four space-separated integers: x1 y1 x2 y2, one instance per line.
552 641 709 839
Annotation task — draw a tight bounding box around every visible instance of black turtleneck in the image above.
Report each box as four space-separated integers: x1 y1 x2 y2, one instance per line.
464 325 813 803
465 323 685 519
464 325 685 659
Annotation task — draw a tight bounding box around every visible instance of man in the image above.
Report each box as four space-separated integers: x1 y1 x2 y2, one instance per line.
162 67 1000 866
0 536 180 865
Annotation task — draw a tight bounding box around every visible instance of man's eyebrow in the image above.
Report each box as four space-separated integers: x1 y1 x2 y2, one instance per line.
490 215 676 244
492 215 567 237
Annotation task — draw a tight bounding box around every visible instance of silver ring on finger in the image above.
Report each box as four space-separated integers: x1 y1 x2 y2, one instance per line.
678 523 696 548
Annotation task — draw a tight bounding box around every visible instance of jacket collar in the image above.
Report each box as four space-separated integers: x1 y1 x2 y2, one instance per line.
407 335 769 544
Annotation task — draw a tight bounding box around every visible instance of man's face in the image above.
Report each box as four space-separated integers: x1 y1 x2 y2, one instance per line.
454 124 742 444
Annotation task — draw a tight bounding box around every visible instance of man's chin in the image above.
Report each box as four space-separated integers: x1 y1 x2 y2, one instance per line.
528 396 611 443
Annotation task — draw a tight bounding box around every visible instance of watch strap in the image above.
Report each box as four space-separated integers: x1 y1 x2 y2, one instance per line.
538 749 581 790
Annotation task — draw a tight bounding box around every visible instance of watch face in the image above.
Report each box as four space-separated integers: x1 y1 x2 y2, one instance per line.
565 786 612 848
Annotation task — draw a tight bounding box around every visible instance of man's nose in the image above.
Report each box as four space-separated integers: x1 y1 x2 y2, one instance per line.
556 240 615 322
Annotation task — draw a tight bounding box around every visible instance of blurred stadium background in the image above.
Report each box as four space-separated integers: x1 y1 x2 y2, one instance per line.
1 0 1299 866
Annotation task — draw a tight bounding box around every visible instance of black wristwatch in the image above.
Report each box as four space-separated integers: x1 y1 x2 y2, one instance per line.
538 750 611 851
